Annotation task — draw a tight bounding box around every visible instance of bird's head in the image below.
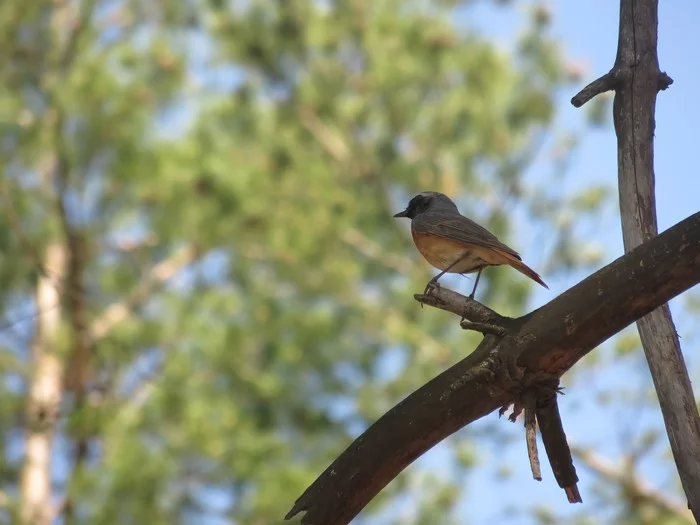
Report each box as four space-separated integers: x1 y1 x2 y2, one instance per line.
393 191 457 219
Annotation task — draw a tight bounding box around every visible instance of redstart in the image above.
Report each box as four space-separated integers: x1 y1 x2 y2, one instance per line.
394 192 548 298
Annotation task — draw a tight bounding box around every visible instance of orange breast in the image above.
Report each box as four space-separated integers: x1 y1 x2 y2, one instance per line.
412 231 491 274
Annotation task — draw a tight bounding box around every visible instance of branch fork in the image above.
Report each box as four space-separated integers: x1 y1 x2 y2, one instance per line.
497 376 577 494
571 65 673 109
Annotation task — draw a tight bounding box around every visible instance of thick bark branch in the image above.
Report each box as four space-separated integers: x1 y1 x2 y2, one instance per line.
286 211 700 524
572 0 700 516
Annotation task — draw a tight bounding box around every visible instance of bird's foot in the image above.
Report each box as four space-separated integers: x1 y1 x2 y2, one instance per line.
423 278 440 296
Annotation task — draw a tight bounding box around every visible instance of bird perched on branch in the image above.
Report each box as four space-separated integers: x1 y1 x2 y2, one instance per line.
394 191 548 298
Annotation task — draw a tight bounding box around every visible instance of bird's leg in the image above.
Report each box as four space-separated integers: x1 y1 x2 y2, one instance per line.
468 267 483 300
458 267 484 323
424 255 469 295
423 273 443 295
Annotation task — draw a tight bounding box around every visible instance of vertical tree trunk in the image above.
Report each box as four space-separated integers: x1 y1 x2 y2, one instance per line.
571 0 700 515
612 0 700 517
20 242 66 525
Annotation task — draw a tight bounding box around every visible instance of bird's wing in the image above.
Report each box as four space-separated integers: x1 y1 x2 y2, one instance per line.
412 211 522 260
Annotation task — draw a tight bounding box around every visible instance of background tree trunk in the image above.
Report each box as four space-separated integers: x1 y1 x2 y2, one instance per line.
20 242 66 525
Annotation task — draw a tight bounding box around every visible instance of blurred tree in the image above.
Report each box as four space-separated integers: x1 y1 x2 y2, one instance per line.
1 0 684 524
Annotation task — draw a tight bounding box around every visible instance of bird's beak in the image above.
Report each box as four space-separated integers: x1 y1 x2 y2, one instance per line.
393 210 409 218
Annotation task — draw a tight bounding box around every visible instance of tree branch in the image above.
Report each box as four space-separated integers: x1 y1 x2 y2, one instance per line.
90 244 199 340
571 444 694 523
523 390 541 481
614 1 700 517
414 288 513 330
572 0 700 517
286 211 700 524
571 70 621 108
0 181 51 283
341 228 414 274
536 386 581 503
299 105 350 163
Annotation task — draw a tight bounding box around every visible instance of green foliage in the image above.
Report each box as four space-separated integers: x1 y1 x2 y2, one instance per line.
1 1 673 525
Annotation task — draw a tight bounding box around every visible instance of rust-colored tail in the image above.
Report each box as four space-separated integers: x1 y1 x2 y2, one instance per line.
496 250 548 289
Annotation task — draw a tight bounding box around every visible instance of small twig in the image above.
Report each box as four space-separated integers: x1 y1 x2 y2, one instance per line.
524 391 541 481
459 320 507 337
571 70 620 107
414 286 511 328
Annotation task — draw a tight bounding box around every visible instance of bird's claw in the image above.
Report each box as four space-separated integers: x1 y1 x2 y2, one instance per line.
423 279 440 296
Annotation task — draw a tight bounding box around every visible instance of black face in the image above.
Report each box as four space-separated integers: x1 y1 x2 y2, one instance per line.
393 193 433 219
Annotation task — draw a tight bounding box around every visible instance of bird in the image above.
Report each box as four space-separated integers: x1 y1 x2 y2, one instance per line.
393 191 548 299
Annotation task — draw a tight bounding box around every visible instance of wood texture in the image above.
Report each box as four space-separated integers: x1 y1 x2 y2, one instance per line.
574 0 700 517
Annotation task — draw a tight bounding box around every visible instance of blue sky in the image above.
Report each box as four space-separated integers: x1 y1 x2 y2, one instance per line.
559 1 699 234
